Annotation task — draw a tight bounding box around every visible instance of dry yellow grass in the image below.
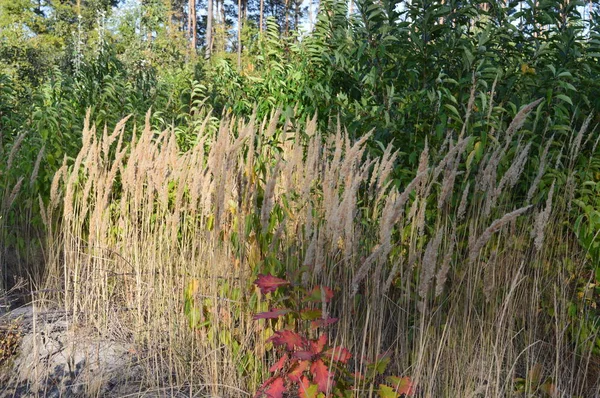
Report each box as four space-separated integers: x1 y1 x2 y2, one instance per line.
28 102 600 396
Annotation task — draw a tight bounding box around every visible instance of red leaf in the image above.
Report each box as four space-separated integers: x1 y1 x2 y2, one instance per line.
293 351 313 361
289 360 310 382
268 330 305 351
324 346 352 364
311 318 338 329
255 274 290 294
254 308 292 320
304 286 334 303
310 358 333 393
269 354 288 373
309 334 327 355
264 377 286 398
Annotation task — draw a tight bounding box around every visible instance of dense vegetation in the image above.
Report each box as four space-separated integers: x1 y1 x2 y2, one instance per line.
2 0 600 396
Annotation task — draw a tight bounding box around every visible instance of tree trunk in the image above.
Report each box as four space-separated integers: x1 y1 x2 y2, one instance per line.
284 0 289 36
220 1 226 52
260 0 264 34
205 0 213 58
294 0 299 32
190 0 197 52
237 0 242 70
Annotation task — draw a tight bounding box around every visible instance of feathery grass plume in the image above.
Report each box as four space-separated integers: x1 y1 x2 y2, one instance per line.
416 198 427 237
459 78 477 139
482 251 498 302
484 142 531 217
438 161 459 210
503 98 543 142
342 164 371 261
104 116 131 160
417 138 429 194
499 142 531 190
6 133 26 171
261 157 281 234
456 182 470 222
532 180 555 252
527 136 553 203
371 143 399 198
38 195 48 227
569 113 592 169
378 190 399 253
314 230 326 276
383 256 403 294
486 73 499 128
50 157 68 210
432 136 469 182
373 171 427 281
435 226 456 298
64 121 98 220
30 145 45 188
591 127 600 155
475 142 504 194
419 227 444 300
468 205 531 265
4 177 24 209
351 245 382 297
265 108 282 139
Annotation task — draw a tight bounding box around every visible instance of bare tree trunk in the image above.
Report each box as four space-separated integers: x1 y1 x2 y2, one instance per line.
220 0 226 52
294 0 299 32
284 0 290 36
191 0 197 52
205 0 213 58
237 0 242 70
260 0 264 34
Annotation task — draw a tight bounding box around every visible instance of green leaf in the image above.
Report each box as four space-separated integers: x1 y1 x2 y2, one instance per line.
300 309 323 320
378 384 399 398
443 104 462 120
556 94 573 106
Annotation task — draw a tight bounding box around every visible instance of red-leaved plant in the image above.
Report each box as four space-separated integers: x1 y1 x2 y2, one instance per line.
253 273 414 398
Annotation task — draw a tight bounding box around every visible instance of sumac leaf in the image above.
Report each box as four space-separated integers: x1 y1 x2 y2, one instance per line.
268 330 305 351
310 359 333 393
293 351 313 360
323 346 352 363
264 376 286 398
269 354 288 372
311 318 338 329
254 308 292 320
309 334 327 355
289 360 310 382
255 274 290 294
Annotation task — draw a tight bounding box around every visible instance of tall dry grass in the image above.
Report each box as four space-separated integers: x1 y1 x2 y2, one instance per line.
41 100 599 396
1 133 45 292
